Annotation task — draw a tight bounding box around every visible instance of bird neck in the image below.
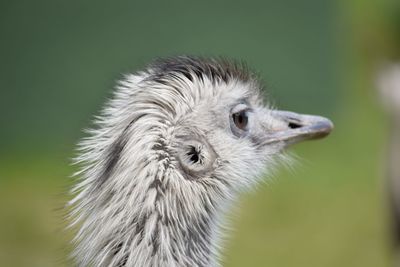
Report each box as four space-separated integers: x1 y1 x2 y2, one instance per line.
73 184 227 267
133 198 222 267
73 168 229 267
71 120 231 266
107 186 225 267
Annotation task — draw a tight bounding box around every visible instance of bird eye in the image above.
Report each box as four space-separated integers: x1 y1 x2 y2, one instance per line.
232 110 248 131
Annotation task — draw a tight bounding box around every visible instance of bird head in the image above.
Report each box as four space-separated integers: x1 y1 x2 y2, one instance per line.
145 57 333 192
70 56 333 267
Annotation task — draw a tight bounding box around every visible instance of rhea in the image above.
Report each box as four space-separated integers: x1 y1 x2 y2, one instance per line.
69 56 333 267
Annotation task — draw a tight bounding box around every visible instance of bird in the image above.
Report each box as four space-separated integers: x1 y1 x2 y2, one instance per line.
68 56 333 267
376 63 400 264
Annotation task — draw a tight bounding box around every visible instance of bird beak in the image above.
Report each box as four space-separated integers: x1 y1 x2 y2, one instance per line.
264 110 334 147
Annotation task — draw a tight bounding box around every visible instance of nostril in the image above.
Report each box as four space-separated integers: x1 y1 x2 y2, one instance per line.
288 122 302 129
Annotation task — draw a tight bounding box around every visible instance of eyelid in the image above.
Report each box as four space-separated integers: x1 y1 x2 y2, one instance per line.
231 103 252 114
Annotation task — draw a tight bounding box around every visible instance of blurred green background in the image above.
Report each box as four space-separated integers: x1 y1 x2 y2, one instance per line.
0 0 399 266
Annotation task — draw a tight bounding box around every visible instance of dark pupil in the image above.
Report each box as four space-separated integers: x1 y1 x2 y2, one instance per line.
233 111 248 130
